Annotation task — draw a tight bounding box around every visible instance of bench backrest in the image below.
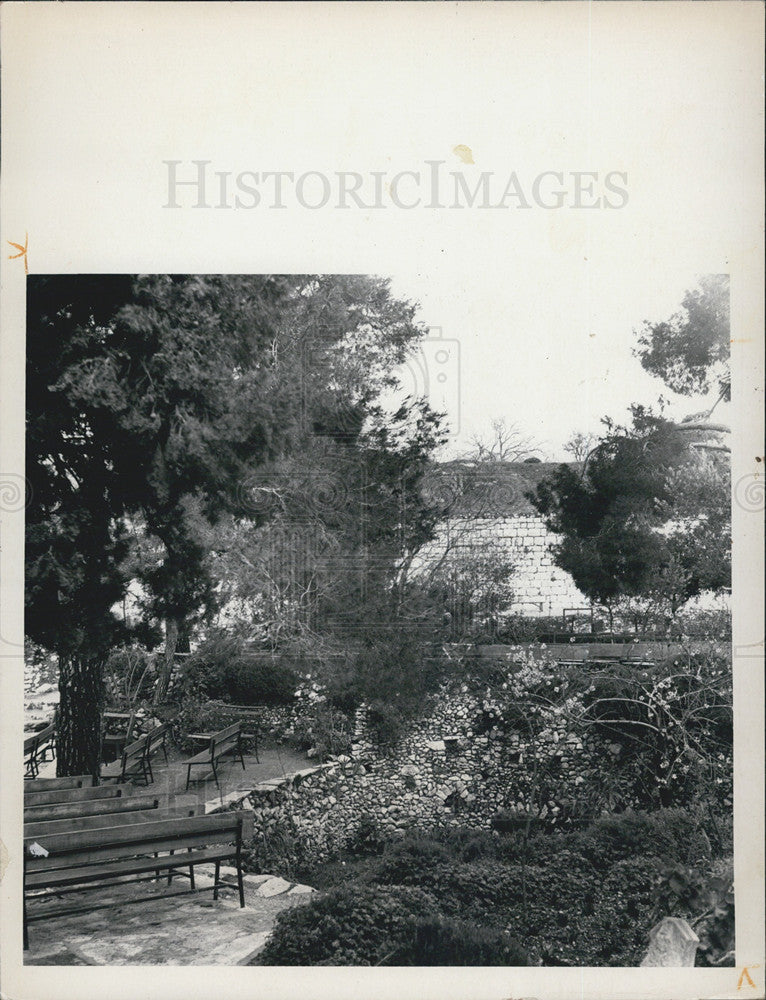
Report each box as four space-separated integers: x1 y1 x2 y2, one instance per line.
23 784 132 808
24 775 94 793
122 733 150 760
24 793 170 824
23 723 55 755
25 802 204 839
210 721 241 756
26 811 254 872
146 723 169 754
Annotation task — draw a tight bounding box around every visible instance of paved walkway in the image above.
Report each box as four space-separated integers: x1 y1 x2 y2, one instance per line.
25 867 315 965
140 742 311 811
26 730 318 963
32 740 311 810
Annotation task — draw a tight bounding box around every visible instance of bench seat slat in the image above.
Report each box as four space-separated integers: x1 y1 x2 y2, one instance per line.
24 785 130 807
24 795 162 823
25 776 93 793
28 812 243 853
26 845 239 889
25 805 203 838
29 831 241 870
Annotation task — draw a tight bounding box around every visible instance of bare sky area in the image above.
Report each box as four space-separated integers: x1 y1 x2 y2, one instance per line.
387 267 730 460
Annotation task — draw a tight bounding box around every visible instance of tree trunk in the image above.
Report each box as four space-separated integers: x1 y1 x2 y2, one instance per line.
56 654 104 780
153 617 180 706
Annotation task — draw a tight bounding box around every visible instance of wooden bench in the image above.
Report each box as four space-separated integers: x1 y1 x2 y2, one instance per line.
146 722 170 765
24 794 171 825
25 801 204 839
184 722 246 790
101 733 152 785
24 775 94 793
219 706 261 762
23 784 133 810
24 723 56 778
23 811 254 948
101 723 170 785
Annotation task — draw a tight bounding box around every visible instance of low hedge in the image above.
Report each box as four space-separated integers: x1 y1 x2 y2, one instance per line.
178 633 297 705
368 854 663 966
256 883 527 966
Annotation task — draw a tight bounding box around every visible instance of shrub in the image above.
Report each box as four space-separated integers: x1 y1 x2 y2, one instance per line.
394 915 528 966
256 882 528 966
653 858 735 967
256 884 440 965
244 811 329 883
169 697 253 752
104 645 157 706
371 835 453 883
287 702 353 759
179 632 297 705
568 808 713 871
364 701 407 746
365 843 672 965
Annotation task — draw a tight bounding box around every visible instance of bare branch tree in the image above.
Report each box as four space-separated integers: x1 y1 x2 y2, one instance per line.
463 417 542 464
563 430 599 471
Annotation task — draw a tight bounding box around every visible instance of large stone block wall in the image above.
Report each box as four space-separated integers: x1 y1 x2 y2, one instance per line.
418 515 586 617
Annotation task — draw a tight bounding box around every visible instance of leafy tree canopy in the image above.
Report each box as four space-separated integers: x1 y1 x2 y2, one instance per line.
25 273 436 772
634 275 730 404
530 406 730 614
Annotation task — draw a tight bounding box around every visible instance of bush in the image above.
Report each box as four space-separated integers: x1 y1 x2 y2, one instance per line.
370 835 453 883
256 882 527 966
256 884 440 965
104 645 157 706
394 914 528 966
568 808 713 871
368 853 662 966
244 811 329 883
170 697 234 751
286 701 353 760
179 632 297 705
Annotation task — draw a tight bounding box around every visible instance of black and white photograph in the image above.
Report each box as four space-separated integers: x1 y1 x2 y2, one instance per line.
0 4 763 999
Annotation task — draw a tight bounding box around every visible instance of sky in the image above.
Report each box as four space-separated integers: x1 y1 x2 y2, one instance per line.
385 267 729 462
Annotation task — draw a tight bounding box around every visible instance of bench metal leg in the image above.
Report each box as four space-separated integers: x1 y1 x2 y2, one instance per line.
188 849 195 891
236 840 245 908
213 861 220 901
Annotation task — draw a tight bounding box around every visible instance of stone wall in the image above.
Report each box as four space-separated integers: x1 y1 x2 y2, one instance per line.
417 514 586 617
220 668 595 861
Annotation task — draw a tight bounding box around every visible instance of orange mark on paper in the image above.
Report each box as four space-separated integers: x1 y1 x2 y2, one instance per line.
8 232 28 275
737 964 760 989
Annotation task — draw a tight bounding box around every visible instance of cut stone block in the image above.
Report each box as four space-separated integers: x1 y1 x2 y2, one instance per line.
257 876 293 897
641 917 700 967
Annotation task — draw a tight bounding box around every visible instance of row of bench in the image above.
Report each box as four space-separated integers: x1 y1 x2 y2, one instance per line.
25 720 258 791
23 776 254 949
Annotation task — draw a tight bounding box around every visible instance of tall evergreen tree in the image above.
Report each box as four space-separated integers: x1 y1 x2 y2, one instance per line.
25 274 432 775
